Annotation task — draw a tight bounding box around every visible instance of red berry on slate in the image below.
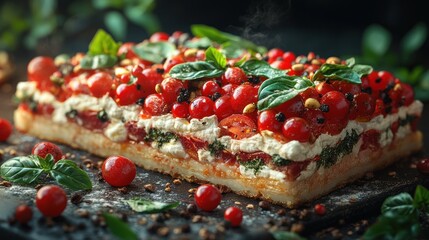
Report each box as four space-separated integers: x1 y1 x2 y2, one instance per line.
15 205 33 224
36 185 67 217
194 184 222 211
32 142 63 162
224 206 243 227
102 156 136 187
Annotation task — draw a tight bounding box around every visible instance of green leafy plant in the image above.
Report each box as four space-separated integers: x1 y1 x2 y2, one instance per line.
363 185 429 239
357 23 429 101
0 0 160 51
103 213 138 240
0 154 92 191
80 29 121 69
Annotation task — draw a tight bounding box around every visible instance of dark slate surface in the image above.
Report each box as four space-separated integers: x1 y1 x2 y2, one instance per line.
0 132 428 240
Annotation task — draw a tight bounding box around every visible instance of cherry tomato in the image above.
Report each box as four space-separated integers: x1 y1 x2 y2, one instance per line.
15 205 33 224
150 32 170 42
87 72 113 98
320 91 350 121
102 156 136 187
224 206 243 227
257 110 282 133
221 83 238 95
274 96 304 118
270 60 291 70
27 56 57 84
314 203 326 215
172 102 189 118
316 82 335 95
267 48 284 63
117 42 138 59
214 95 234 120
194 184 221 211
398 83 414 106
32 142 63 162
137 68 164 98
219 114 257 139
231 84 258 113
161 78 186 103
164 55 184 72
299 87 319 101
303 108 325 139
0 118 13 141
144 94 169 116
202 80 221 98
115 83 141 106
282 51 296 64
36 185 67 217
416 158 429 174
222 67 247 85
282 117 311 142
352 93 375 121
370 71 395 94
189 96 214 119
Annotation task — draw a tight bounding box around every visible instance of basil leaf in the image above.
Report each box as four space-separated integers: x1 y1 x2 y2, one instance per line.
37 154 55 171
363 211 420 240
313 63 362 84
257 76 314 111
191 24 267 54
169 61 224 80
124 198 179 213
345 57 356 67
352 64 373 77
0 156 44 184
80 54 118 69
132 41 177 64
272 231 306 240
221 42 246 59
381 192 417 216
88 29 121 56
205 46 227 69
413 185 429 208
240 59 286 79
184 37 212 49
103 213 138 240
50 160 92 190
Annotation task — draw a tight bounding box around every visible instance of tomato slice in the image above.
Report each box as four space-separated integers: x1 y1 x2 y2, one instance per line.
219 114 257 140
179 136 208 160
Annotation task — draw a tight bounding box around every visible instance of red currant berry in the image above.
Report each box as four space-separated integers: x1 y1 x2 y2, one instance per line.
267 48 284 63
224 206 243 227
0 118 13 141
144 94 169 116
230 84 258 113
257 110 282 133
15 205 33 224
36 185 67 217
116 83 141 106
417 158 429 174
87 72 113 98
194 184 221 211
214 95 234 120
189 96 214 119
150 32 169 42
202 80 221 97
314 203 326 215
172 102 189 118
161 78 185 103
222 67 247 85
282 117 311 142
32 142 63 162
102 156 136 187
320 91 350 121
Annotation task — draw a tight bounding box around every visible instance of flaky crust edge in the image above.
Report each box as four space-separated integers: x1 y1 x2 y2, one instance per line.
14 107 423 207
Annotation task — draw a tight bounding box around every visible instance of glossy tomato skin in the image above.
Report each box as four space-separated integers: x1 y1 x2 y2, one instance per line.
320 91 350 121
189 96 214 119
230 84 258 113
117 42 138 59
32 142 63 162
102 156 136 187
36 185 67 217
27 56 57 91
219 114 257 139
224 206 243 227
267 48 284 63
150 32 169 42
194 184 221 211
15 205 33 224
282 117 311 142
115 83 141 106
417 158 429 174
87 72 113 98
0 118 13 141
314 203 326 215
222 67 247 85
257 110 282 133
172 102 189 118
161 78 185 103
214 95 234 120
144 93 169 116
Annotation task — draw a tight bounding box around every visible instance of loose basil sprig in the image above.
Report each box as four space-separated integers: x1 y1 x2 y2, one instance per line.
257 76 315 111
0 154 92 191
132 41 177 64
123 197 179 213
103 213 138 240
191 24 267 54
169 47 226 80
312 58 373 84
80 29 121 69
363 185 429 239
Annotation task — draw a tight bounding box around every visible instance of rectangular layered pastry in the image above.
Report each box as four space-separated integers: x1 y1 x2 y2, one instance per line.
14 28 423 207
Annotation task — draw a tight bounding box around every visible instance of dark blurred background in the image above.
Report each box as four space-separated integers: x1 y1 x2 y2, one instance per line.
1 0 429 99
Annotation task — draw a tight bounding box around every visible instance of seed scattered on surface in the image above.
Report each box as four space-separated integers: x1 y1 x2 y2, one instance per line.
0 181 12 187
173 179 182 185
144 184 155 193
137 217 147 225
186 203 197 214
157 226 170 237
259 201 271 210
291 223 304 233
117 186 128 194
234 201 242 205
75 209 89 218
388 171 397 177
277 208 286 216
164 186 171 192
71 193 84 205
246 204 254 209
192 215 203 223
188 188 196 194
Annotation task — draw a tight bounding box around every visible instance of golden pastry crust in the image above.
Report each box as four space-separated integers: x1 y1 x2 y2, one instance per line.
14 107 423 207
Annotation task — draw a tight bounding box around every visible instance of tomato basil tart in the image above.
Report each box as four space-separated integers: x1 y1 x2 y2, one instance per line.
14 27 423 207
